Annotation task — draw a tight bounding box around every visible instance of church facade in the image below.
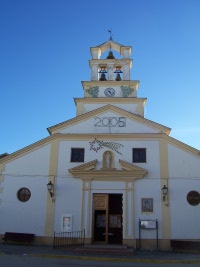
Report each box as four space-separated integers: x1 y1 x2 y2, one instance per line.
0 39 200 250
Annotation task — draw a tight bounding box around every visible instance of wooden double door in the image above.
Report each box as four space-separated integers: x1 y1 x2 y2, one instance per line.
93 194 123 244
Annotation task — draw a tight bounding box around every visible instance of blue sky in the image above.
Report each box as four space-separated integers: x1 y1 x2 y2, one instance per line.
1 0 200 154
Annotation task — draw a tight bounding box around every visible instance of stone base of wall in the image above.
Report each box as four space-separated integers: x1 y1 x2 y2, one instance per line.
82 238 172 251
0 234 54 246
3 234 198 252
135 239 172 251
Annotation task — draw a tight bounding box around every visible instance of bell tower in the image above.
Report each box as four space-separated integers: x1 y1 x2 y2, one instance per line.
74 38 147 118
90 40 132 81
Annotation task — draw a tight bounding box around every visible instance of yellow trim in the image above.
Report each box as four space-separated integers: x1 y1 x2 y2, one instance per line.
45 139 59 236
81 180 91 238
0 136 54 165
124 181 134 239
74 97 147 104
0 164 4 172
91 39 131 54
159 139 171 240
69 159 147 181
89 59 132 68
81 81 139 90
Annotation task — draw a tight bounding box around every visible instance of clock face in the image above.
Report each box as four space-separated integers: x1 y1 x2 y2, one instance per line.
104 88 115 97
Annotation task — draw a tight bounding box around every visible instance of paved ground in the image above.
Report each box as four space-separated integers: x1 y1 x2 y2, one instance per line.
1 243 200 264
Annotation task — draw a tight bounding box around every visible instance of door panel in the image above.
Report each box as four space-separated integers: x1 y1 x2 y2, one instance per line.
94 210 106 242
93 194 122 244
108 194 122 244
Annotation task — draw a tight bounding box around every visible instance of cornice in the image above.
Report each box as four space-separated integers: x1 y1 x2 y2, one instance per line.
162 134 200 157
89 59 132 67
81 80 140 90
69 159 147 181
68 170 145 181
69 160 98 171
0 135 54 166
74 97 147 105
119 159 147 173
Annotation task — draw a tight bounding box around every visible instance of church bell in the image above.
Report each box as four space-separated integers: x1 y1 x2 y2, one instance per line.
99 73 107 81
115 73 122 81
98 66 107 81
106 51 115 59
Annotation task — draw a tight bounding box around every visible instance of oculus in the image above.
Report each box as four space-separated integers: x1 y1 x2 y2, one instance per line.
187 191 200 206
17 188 31 202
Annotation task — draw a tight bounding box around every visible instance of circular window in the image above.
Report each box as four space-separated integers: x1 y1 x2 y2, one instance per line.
187 191 200 206
17 188 31 202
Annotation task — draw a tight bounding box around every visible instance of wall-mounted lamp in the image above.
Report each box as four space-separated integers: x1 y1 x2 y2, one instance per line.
162 185 168 202
47 181 54 199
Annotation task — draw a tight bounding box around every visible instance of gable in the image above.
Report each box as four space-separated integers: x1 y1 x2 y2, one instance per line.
47 105 171 135
69 159 147 181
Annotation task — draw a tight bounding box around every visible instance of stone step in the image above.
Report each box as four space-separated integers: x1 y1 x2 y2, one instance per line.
74 245 134 255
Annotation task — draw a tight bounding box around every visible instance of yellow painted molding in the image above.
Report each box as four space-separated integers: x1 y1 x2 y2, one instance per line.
83 180 91 190
81 181 91 238
0 136 54 165
0 187 3 193
126 180 134 190
159 139 171 240
89 59 132 68
0 175 3 181
81 81 139 89
162 134 200 157
69 159 147 180
74 97 147 104
120 159 147 174
0 164 5 172
90 40 131 55
45 139 59 237
69 160 97 171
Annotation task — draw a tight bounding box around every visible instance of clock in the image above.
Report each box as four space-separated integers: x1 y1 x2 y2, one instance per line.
104 88 115 97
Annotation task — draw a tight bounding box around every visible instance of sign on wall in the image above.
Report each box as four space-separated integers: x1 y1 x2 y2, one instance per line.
62 215 72 232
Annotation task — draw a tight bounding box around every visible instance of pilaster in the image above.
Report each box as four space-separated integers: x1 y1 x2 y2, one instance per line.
159 139 171 246
45 139 59 237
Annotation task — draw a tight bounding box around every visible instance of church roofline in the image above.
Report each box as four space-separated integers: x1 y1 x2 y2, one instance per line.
90 39 132 57
47 104 171 135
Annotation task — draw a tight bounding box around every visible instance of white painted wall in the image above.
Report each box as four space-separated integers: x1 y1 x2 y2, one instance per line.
134 178 162 239
82 103 138 115
168 144 200 239
0 175 48 235
57 140 160 178
60 112 160 135
170 179 200 239
2 144 51 175
54 177 82 232
0 144 51 235
168 144 200 178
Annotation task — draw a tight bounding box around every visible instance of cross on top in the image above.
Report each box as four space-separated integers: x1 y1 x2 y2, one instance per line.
108 29 114 40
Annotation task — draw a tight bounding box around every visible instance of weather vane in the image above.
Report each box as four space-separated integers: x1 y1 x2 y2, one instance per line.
108 29 114 40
